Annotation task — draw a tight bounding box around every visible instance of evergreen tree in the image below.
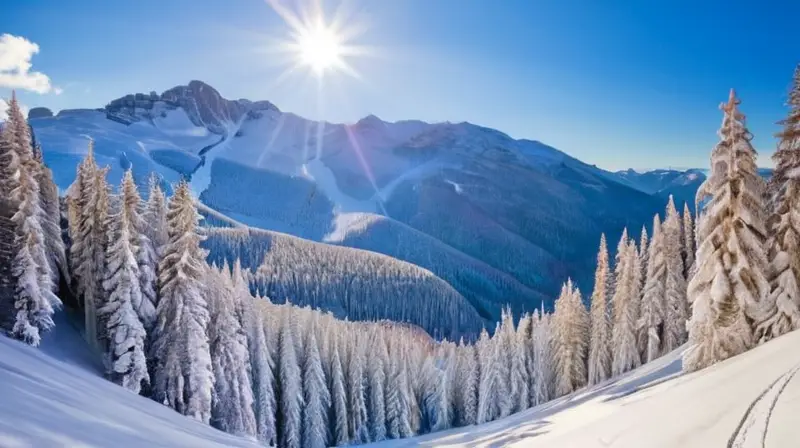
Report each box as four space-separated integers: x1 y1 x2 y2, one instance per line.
367 329 388 442
278 309 303 448
151 181 214 422
682 203 696 278
639 225 650 291
639 215 666 362
663 196 688 352
588 234 612 385
612 239 642 375
326 323 349 445
495 310 514 418
346 328 370 443
206 267 256 437
144 177 169 258
552 280 590 396
476 328 498 424
685 90 769 372
302 326 329 448
755 65 800 341
610 228 630 317
243 292 277 445
514 313 533 411
99 174 149 392
0 131 18 334
4 94 58 345
456 341 479 426
385 338 412 439
530 309 553 405
38 165 68 287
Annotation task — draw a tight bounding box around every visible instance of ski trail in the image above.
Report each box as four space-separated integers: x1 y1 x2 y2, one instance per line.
728 363 800 448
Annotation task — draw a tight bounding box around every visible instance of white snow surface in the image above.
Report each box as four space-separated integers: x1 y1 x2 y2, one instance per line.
0 312 259 448
371 329 800 448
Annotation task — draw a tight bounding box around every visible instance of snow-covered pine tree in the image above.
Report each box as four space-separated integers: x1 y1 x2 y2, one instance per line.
112 170 156 332
588 234 612 385
367 328 388 442
38 165 68 287
327 323 349 445
4 93 59 345
346 327 370 443
638 215 666 362
99 173 149 392
663 196 688 352
0 130 18 334
552 280 589 397
385 337 413 439
612 236 642 375
205 267 256 437
277 308 303 448
144 177 169 258
685 90 769 372
609 228 630 316
530 309 553 405
476 327 499 424
151 180 214 422
513 313 532 411
754 66 800 341
455 340 479 426
496 308 514 417
302 323 329 448
639 226 649 290
682 203 696 278
243 293 277 445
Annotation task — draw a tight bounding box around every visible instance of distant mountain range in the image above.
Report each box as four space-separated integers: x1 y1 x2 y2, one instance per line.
29 80 721 326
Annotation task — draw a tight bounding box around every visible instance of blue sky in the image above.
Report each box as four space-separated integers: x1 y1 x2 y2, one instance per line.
2 0 798 170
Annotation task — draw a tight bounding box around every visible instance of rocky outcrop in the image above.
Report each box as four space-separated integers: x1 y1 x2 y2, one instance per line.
105 80 280 135
28 107 53 119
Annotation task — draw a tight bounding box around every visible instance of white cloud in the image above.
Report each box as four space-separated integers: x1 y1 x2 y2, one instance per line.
0 34 58 94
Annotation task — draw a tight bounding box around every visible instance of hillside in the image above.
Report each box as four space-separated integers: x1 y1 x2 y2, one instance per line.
0 313 260 448
6 313 800 448
370 328 800 448
29 81 666 318
202 226 486 338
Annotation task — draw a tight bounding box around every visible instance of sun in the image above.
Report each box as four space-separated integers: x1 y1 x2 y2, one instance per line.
296 21 343 75
265 0 370 81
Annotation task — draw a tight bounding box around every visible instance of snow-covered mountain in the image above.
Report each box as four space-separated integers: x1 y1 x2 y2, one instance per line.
31 80 666 320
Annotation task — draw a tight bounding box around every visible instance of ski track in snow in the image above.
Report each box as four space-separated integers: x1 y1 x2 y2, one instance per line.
728 363 800 448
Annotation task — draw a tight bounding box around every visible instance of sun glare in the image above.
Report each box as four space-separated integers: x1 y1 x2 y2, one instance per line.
296 22 343 75
265 0 369 81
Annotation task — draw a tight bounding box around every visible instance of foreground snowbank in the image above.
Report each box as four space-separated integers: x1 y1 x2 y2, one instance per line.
0 313 259 448
373 329 800 447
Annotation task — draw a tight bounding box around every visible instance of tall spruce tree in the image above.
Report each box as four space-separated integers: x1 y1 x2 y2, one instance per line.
663 196 688 352
99 172 149 392
588 234 612 385
151 181 214 422
639 215 666 362
206 267 256 437
612 232 642 375
552 280 590 397
682 203 696 278
685 90 769 372
755 65 800 341
4 93 58 345
302 325 329 448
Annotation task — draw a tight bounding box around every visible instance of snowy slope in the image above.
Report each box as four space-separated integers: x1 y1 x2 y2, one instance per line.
372 329 800 448
0 317 260 448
